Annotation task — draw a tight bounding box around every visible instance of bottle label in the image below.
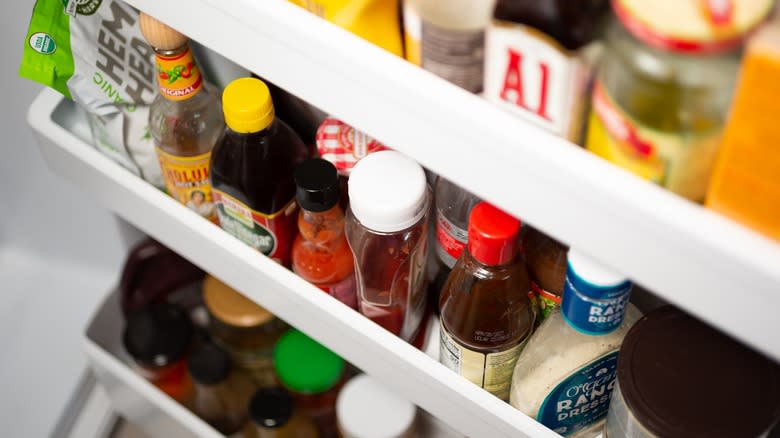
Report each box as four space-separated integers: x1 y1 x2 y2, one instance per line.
435 209 468 269
586 81 721 201
484 22 595 142
156 148 216 222
317 273 357 309
537 351 619 436
316 118 389 176
421 21 484 93
213 190 298 266
155 48 203 101
560 268 632 336
439 322 528 401
532 281 561 323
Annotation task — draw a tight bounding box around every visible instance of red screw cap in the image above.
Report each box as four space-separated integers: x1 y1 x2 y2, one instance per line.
468 202 521 266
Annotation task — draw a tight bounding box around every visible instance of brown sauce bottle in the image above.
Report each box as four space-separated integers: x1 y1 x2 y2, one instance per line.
523 226 568 323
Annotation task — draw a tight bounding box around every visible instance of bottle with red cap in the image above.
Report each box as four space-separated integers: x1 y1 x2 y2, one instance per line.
438 202 535 401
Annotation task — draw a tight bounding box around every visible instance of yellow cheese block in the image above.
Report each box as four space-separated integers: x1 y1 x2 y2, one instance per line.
706 24 780 241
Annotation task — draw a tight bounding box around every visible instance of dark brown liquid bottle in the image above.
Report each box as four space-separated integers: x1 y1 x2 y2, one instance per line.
484 0 609 142
523 226 568 323
438 202 535 402
210 78 311 267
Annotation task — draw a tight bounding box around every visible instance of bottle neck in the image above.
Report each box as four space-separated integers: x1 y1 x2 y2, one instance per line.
560 272 633 336
154 43 203 102
299 205 346 244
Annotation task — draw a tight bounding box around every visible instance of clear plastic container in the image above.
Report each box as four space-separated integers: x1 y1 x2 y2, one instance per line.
345 151 431 345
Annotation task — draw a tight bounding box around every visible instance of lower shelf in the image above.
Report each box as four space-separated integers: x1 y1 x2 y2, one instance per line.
84 289 459 438
29 90 552 436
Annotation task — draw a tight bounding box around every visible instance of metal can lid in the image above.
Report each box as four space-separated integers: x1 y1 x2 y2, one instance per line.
316 117 389 176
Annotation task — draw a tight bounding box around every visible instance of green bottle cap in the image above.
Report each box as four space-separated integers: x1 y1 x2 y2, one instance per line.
274 329 344 394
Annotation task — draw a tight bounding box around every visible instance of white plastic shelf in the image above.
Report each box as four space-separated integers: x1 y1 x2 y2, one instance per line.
121 0 780 364
30 90 555 438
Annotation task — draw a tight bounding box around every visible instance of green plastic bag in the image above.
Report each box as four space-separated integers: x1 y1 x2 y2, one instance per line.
20 0 163 188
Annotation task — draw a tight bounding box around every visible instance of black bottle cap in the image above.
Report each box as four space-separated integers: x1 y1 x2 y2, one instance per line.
248 387 294 429
295 158 340 212
123 303 193 368
187 343 232 385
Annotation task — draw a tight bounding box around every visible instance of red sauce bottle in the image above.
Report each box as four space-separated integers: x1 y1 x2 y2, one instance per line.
210 78 311 267
292 159 357 308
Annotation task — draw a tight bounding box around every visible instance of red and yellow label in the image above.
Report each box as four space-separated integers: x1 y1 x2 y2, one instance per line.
155 48 203 101
156 148 216 223
213 190 298 267
531 281 561 323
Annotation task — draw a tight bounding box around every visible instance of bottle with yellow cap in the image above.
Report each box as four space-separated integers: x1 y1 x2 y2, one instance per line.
211 77 311 267
139 13 224 222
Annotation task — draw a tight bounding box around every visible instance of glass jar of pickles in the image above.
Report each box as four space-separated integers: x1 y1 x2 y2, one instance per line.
585 0 772 202
203 275 287 387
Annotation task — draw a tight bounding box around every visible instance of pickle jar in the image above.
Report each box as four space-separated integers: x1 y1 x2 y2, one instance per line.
585 0 773 202
203 275 287 387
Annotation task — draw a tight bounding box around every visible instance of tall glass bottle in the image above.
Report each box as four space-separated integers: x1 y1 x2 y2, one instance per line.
139 14 224 222
439 202 535 401
523 226 568 323
210 78 311 267
345 151 431 346
429 177 481 313
484 0 609 142
187 343 255 435
292 159 357 308
510 249 641 437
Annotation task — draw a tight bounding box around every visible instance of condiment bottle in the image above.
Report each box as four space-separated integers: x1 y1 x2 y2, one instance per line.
428 177 481 315
203 275 288 387
292 159 357 308
510 250 641 437
484 0 609 142
187 343 256 435
345 151 431 345
336 374 417 438
274 329 346 438
139 13 224 222
123 303 194 403
439 202 535 402
523 227 568 323
210 77 311 267
247 387 319 438
606 306 780 438
585 0 772 201
407 0 496 92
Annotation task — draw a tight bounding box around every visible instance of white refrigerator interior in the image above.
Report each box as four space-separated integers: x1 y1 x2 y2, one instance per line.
1 0 126 436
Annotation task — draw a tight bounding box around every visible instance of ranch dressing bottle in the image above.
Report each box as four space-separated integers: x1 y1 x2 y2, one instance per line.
509 249 641 437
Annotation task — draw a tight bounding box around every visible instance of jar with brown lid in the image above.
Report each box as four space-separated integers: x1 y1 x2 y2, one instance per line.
203 275 287 386
523 227 568 323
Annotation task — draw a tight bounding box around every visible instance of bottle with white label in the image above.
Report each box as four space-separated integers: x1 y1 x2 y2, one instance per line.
428 177 481 314
408 0 497 93
439 202 535 402
509 249 641 437
484 0 609 142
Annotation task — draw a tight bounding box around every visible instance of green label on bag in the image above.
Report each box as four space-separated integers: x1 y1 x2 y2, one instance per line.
29 32 56 54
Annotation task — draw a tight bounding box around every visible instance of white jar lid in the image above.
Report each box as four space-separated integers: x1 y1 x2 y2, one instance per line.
348 151 428 233
567 249 628 287
337 374 417 438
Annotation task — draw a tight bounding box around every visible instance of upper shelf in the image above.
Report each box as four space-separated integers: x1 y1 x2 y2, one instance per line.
122 0 780 361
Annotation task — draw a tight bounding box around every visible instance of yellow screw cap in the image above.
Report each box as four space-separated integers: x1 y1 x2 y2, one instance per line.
223 77 275 133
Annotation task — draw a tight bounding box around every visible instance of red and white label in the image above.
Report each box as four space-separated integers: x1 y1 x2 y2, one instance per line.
592 82 655 158
484 23 594 142
435 209 468 269
316 118 389 176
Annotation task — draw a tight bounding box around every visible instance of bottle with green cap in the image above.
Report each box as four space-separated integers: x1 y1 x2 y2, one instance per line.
210 77 311 267
274 329 345 438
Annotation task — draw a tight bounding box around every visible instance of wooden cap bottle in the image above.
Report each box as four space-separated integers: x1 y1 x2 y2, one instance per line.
138 12 188 51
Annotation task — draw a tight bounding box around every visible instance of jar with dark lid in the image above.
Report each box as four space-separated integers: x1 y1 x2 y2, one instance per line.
607 306 780 438
523 227 568 323
187 343 256 435
123 303 194 402
274 329 346 438
203 274 288 386
247 387 319 438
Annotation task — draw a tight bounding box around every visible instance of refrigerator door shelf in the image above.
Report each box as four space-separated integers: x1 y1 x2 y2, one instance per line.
85 289 461 438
